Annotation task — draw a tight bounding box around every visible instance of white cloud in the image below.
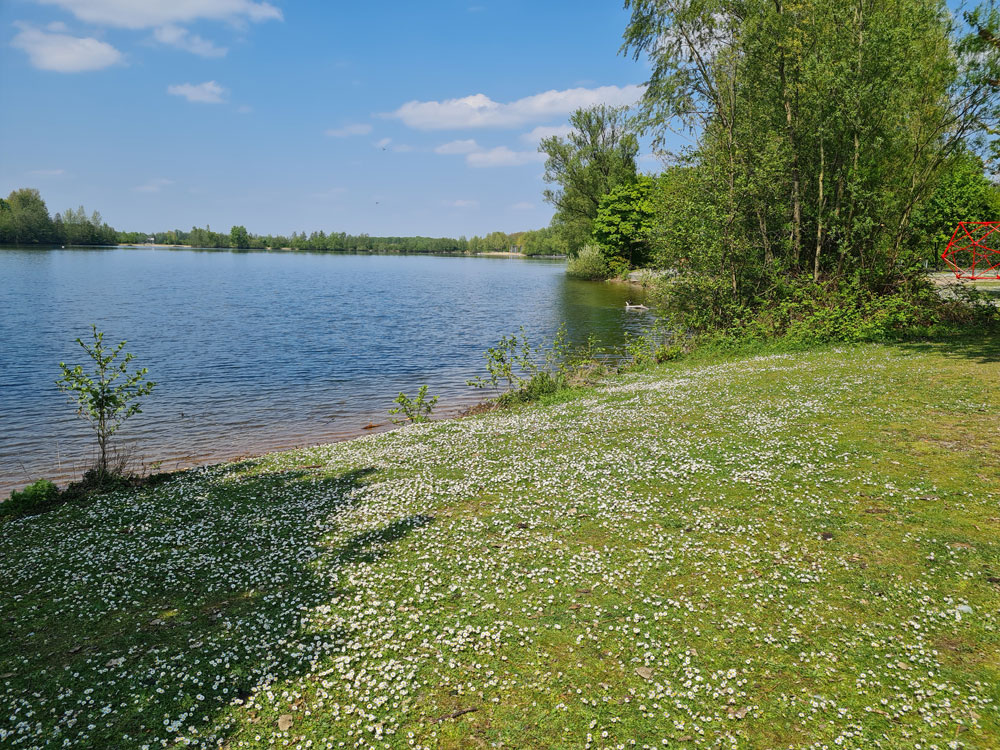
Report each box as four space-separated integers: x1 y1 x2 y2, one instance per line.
153 24 226 57
433 138 544 168
388 83 644 130
28 168 66 176
447 199 479 209
134 178 174 193
12 25 122 72
509 201 534 211
167 80 226 103
325 123 372 137
375 137 392 149
467 146 545 168
46 21 69 31
433 139 480 155
36 0 282 29
521 124 574 143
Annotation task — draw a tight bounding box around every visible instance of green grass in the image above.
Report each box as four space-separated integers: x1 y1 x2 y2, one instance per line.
2 336 999 749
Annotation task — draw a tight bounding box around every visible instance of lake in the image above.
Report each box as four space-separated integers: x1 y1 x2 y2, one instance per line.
0 247 650 494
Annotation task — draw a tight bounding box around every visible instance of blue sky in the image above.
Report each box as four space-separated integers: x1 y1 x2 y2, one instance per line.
0 1 657 237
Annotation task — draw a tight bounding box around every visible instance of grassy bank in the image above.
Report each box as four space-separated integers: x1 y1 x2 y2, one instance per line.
2 337 998 749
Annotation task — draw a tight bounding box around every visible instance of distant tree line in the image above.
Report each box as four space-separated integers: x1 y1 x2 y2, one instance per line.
2 187 565 257
0 188 117 245
121 226 564 256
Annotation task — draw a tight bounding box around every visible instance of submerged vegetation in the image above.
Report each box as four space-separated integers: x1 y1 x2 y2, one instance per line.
2 336 998 748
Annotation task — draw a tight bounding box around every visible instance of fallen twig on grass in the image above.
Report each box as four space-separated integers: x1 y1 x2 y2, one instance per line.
434 707 478 722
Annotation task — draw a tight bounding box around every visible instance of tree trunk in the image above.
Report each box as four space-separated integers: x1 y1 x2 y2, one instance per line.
775 0 801 268
757 206 773 266
814 139 825 282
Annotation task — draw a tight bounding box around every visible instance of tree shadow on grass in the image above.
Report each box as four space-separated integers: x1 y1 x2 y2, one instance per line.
895 331 1000 365
0 460 433 749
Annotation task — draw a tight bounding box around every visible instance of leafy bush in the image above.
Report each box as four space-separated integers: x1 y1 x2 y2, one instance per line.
468 326 573 405
389 385 439 424
654 344 684 362
566 244 611 280
56 325 156 476
650 271 996 347
3 479 60 518
651 274 749 334
732 281 913 344
592 176 656 270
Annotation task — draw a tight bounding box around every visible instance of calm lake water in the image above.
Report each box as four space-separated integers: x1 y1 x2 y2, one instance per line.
0 247 650 494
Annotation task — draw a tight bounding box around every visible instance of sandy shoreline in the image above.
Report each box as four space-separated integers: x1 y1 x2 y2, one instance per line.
2 394 490 497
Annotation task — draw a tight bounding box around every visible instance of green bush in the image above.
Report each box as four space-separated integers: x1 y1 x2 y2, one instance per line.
566 244 611 280
592 176 655 270
3 479 60 518
652 274 749 334
469 326 573 405
652 273 994 349
389 385 439 424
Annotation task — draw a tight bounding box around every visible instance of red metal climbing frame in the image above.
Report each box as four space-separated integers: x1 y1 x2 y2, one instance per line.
942 222 1000 280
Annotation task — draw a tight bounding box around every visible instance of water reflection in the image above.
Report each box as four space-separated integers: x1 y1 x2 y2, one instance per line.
0 248 651 492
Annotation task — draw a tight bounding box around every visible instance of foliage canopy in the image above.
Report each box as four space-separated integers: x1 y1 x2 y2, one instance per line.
540 105 640 254
621 0 1000 297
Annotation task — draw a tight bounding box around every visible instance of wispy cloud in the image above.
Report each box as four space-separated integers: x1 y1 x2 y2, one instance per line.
446 199 479 209
134 178 174 193
509 201 534 211
388 84 644 130
467 146 545 168
167 81 226 103
153 24 226 57
521 124 574 144
36 0 282 29
433 139 481 155
11 24 122 72
434 140 544 168
28 168 66 176
325 123 372 137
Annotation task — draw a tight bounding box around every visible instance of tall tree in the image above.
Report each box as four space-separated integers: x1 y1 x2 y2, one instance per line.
540 105 640 254
230 225 250 249
623 0 1000 292
592 175 657 270
0 188 54 244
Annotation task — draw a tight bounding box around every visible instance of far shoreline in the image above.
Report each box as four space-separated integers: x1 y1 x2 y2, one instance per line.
2 243 567 259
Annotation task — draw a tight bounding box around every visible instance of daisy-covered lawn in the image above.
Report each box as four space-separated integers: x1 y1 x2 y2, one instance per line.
2 338 998 749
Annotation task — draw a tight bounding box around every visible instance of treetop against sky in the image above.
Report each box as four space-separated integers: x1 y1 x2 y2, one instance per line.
0 0 665 237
